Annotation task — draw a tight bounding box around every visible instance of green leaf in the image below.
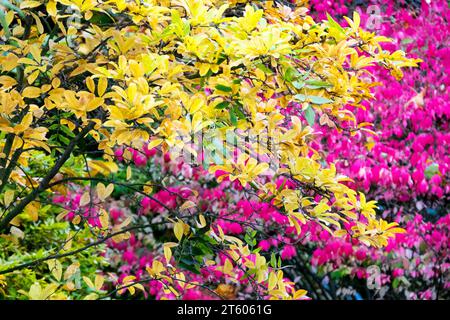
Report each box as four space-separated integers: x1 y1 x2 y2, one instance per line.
294 94 332 105
171 9 190 37
60 125 76 138
327 13 346 35
284 67 301 82
305 80 333 89
392 277 400 289
215 84 232 92
401 38 414 45
256 63 273 74
304 106 315 126
330 268 349 280
277 178 287 192
294 94 307 102
179 259 201 274
215 101 229 109
310 96 332 105
270 253 277 268
195 239 213 255
244 233 252 246
424 163 439 179
0 9 11 39
88 11 115 26
233 106 246 120
229 109 238 126
58 135 70 145
292 80 305 89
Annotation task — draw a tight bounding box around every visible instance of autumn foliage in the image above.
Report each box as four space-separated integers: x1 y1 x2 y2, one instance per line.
0 0 436 300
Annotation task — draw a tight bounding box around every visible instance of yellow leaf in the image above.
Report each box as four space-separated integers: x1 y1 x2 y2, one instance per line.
64 281 75 291
180 200 196 211
2 53 18 71
99 209 109 229
198 214 206 228
223 259 233 275
98 77 107 97
111 232 130 243
4 190 14 207
14 112 33 133
217 225 225 241
72 215 81 224
41 283 59 300
117 216 132 229
63 232 73 251
28 70 40 84
293 289 308 299
94 275 104 291
0 76 17 88
64 262 80 280
86 77 95 93
10 226 24 239
147 260 165 276
83 276 95 289
143 184 153 194
126 166 132 180
334 229 347 238
20 1 42 9
353 11 360 30
30 12 44 34
88 160 119 176
47 259 63 281
85 11 93 20
84 293 99 300
22 86 41 98
148 139 163 150
174 221 184 242
47 0 57 16
17 57 38 66
28 282 42 300
268 271 277 291
79 192 90 206
96 182 114 201
122 275 136 285
52 77 61 88
164 245 172 263
163 242 177 263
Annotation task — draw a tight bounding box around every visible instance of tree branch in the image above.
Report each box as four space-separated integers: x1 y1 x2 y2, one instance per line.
0 122 95 232
0 222 163 276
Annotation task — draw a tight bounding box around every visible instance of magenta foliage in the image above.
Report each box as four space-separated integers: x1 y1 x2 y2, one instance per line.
304 0 449 299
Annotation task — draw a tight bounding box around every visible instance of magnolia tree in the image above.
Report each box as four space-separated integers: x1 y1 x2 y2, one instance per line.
0 0 420 299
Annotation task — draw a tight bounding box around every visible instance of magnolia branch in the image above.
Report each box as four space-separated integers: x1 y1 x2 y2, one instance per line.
0 122 95 232
0 222 164 276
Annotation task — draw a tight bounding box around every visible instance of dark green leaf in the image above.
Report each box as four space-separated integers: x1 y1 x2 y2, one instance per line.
215 84 232 92
60 125 76 138
229 109 238 126
215 101 229 109
270 253 277 268
284 67 301 82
